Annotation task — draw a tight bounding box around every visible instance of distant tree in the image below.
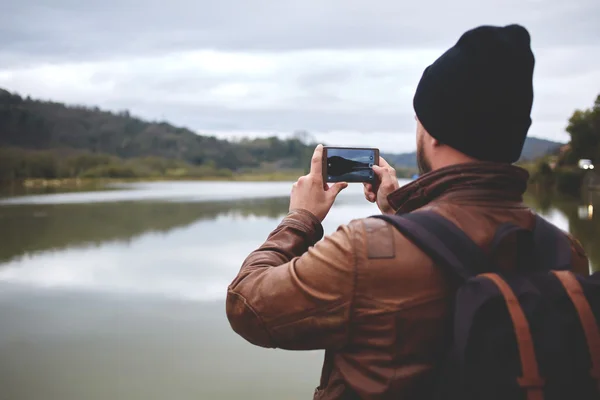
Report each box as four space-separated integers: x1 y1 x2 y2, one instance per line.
565 94 600 164
292 130 316 145
0 86 328 177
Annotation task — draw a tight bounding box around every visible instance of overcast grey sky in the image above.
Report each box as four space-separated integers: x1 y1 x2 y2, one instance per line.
1 0 599 153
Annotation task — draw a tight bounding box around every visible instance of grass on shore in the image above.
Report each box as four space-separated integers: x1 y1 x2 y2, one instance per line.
20 171 303 187
0 172 305 197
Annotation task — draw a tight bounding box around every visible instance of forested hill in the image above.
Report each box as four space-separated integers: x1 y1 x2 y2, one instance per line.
0 88 562 179
0 88 314 171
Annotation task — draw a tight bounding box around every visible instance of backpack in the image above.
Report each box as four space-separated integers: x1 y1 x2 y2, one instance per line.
372 210 600 400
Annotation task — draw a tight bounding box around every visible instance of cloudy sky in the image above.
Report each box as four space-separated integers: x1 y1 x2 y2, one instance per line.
1 0 599 153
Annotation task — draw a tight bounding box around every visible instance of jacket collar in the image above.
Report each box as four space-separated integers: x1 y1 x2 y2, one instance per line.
388 161 530 214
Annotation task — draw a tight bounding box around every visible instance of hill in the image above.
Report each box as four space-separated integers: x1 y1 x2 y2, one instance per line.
0 88 562 181
381 152 417 169
0 88 313 172
383 137 562 168
0 88 323 180
519 137 563 161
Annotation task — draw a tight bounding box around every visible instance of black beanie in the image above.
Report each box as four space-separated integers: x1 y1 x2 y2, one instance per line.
413 24 535 163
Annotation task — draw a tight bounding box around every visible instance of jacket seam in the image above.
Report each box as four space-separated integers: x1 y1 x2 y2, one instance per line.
281 219 321 244
359 292 449 315
388 294 448 393
289 208 322 227
266 298 349 327
285 209 324 241
228 290 277 347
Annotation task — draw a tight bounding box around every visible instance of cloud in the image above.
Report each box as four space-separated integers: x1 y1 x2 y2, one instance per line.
1 0 599 152
2 0 599 64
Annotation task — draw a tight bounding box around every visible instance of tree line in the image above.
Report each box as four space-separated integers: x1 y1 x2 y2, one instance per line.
0 88 419 181
529 93 600 196
0 88 316 180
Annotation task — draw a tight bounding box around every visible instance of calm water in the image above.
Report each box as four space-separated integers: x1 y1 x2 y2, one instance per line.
0 181 597 400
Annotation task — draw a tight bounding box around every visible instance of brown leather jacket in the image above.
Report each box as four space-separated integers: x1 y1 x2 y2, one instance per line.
226 162 589 400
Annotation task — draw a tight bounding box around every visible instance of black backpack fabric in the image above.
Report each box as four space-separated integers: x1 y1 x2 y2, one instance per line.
372 211 600 400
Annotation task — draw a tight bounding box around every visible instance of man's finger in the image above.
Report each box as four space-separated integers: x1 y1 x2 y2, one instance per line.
328 182 348 197
372 164 387 179
362 183 374 202
309 144 324 178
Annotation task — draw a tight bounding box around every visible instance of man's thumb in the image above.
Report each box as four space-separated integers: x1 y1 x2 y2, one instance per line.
372 165 387 181
329 182 348 197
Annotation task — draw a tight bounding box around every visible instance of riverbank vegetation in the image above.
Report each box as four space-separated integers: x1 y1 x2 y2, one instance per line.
0 86 564 193
0 87 420 188
0 86 559 189
0 146 417 188
526 94 599 197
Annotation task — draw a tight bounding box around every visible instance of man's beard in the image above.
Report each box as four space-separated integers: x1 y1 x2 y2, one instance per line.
416 137 432 175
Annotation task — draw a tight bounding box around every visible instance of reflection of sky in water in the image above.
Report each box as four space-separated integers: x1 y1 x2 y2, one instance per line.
0 184 382 301
0 181 583 300
0 215 275 301
0 181 296 205
0 181 590 400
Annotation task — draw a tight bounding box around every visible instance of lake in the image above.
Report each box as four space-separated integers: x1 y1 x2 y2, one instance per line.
0 180 597 400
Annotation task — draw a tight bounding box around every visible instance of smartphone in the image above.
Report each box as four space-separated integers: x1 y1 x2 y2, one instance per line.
322 146 380 183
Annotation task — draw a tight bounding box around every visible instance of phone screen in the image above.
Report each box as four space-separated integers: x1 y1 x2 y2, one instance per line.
324 147 378 183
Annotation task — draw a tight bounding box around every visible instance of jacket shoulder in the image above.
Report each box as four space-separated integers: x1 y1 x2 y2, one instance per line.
563 231 590 274
349 216 434 262
359 217 398 260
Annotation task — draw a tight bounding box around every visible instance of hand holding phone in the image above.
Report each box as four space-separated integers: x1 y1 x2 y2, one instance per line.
363 156 399 215
288 144 348 222
322 146 380 183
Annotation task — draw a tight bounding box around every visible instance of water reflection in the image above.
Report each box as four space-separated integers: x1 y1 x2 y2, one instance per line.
0 184 330 400
578 204 594 220
0 181 296 205
525 189 599 274
0 182 597 400
0 197 290 264
0 198 297 301
0 286 324 400
1 182 597 303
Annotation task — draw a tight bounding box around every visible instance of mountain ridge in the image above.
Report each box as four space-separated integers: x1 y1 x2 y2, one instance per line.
383 136 564 168
0 88 563 173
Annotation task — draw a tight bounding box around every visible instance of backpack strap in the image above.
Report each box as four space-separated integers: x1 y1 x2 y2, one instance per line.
373 210 563 400
490 222 534 252
489 222 536 271
488 215 572 272
373 211 571 277
551 270 600 393
479 273 545 400
372 211 492 280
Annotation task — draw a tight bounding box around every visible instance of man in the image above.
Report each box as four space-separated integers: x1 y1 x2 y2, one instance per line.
226 24 589 399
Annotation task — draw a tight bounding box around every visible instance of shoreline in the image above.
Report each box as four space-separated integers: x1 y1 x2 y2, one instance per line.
0 174 304 198
23 174 303 187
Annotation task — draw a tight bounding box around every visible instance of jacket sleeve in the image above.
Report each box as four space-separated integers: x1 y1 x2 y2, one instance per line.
226 209 356 350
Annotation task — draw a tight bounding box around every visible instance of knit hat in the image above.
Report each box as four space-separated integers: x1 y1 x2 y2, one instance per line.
413 24 535 163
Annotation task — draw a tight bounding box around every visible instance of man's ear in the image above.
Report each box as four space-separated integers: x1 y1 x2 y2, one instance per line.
431 137 442 148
